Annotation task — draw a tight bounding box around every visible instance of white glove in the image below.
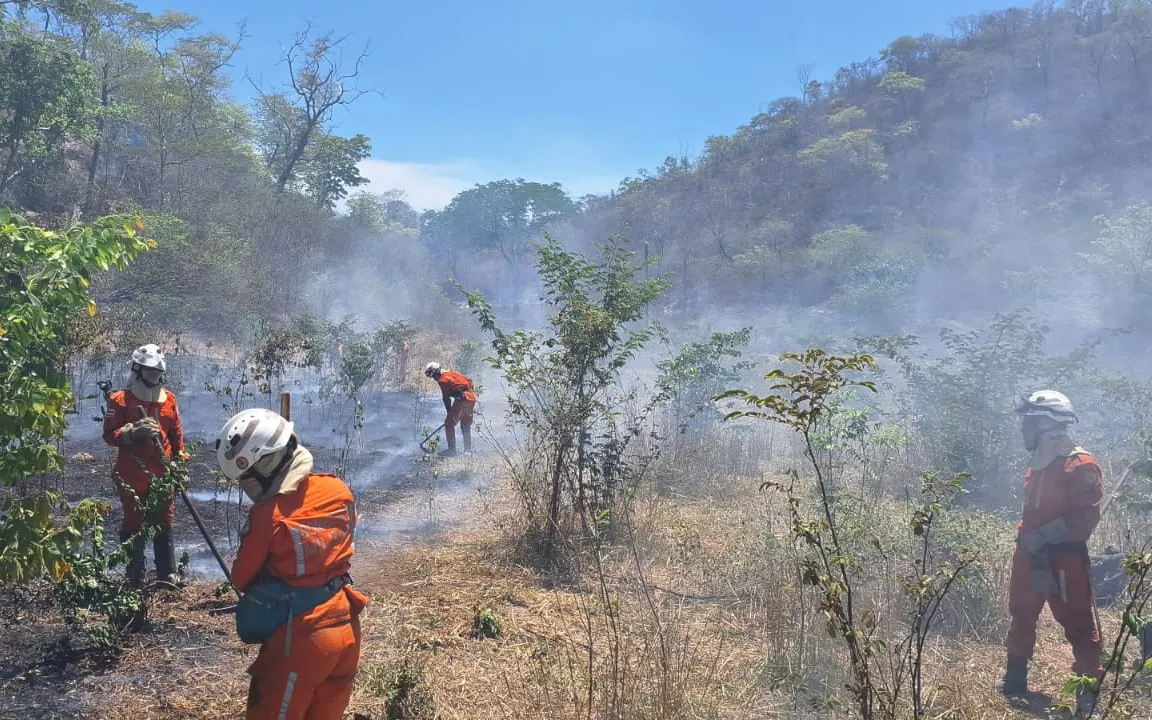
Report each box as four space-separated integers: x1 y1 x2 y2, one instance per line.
1019 516 1071 554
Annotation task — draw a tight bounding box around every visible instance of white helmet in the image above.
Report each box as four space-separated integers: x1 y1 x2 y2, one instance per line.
424 361 442 378
216 408 294 481
1016 389 1077 424
130 343 166 372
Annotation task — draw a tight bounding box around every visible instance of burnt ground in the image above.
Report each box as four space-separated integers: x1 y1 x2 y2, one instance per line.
0 410 492 720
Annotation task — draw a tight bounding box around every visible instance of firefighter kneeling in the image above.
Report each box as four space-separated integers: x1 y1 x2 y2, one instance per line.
217 408 369 720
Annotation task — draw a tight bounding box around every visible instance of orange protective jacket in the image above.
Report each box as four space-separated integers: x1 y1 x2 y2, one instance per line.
1017 449 1103 542
437 370 477 404
232 471 369 628
102 389 187 492
1007 449 1104 675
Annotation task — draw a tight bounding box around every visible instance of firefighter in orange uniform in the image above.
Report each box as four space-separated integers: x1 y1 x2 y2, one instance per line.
102 343 187 588
1002 390 1103 715
217 408 368 720
424 361 477 456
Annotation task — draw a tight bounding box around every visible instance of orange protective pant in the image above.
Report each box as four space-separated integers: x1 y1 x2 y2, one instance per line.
246 615 362 720
444 400 475 451
1005 546 1102 676
115 481 175 537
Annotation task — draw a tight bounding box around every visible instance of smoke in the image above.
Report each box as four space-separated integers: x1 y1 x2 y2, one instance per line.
115 3 1152 530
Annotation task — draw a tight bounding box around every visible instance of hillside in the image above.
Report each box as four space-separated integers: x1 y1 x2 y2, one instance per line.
563 2 1152 334
4 2 1152 720
5 3 1152 344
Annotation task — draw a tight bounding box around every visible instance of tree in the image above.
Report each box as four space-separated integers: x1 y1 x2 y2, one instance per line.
75 0 153 214
346 188 419 230
123 16 245 210
0 25 98 198
858 311 1104 506
458 233 669 560
378 189 419 227
797 128 888 178
425 179 578 297
0 0 95 25
297 132 370 208
655 328 753 435
0 207 152 575
252 22 374 193
877 70 926 119
1080 201 1152 303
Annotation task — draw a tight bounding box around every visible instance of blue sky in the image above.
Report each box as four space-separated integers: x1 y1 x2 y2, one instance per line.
135 0 1014 209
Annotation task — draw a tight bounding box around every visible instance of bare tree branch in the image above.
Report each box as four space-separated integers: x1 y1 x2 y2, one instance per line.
248 21 379 192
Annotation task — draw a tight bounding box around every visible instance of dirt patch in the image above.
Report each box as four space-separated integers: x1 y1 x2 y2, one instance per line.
0 583 247 720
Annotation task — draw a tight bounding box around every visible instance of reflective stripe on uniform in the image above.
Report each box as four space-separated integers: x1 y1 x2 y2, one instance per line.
290 528 306 577
277 671 298 720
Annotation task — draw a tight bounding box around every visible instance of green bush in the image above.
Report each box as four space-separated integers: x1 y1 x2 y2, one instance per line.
0 207 159 643
458 233 669 560
859 310 1102 507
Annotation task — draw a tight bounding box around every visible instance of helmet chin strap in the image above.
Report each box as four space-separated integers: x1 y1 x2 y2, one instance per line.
240 438 298 501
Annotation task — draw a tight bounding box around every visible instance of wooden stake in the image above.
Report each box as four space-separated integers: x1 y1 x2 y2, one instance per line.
280 391 291 421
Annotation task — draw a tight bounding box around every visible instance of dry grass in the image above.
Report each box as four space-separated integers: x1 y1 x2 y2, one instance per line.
8 447 1150 720
80 521 1146 720
346 527 779 720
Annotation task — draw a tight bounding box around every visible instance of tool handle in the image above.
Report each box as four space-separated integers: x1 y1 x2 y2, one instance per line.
137 407 240 599
178 490 241 598
419 423 445 452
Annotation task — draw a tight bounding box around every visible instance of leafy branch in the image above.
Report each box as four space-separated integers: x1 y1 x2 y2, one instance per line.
719 349 977 719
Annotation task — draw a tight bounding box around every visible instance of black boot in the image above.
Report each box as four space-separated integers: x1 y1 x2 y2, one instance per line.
122 532 146 589
152 528 180 589
1001 655 1029 697
1075 685 1098 717
1138 624 1152 687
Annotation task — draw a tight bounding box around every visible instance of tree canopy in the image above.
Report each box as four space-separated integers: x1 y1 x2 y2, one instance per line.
3 1 1152 340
